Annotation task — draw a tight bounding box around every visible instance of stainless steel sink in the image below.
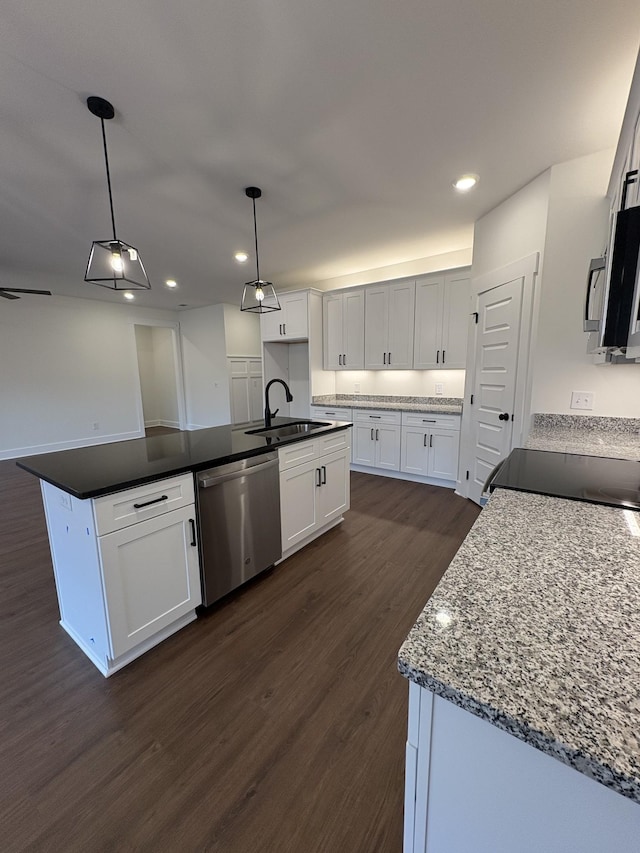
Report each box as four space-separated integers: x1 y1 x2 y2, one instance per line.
245 420 331 439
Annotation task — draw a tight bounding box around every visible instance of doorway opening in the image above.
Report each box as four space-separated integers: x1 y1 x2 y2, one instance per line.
133 323 186 435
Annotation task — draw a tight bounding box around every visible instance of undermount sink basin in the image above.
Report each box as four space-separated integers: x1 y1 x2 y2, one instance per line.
245 420 331 439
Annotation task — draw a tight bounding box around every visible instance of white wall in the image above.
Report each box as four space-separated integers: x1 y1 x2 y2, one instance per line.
334 369 466 398
472 171 551 281
0 296 178 459
530 150 640 417
134 325 157 424
179 304 231 428
222 304 261 356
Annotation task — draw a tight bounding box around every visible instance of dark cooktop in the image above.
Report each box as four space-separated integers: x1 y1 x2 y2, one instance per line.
490 448 640 511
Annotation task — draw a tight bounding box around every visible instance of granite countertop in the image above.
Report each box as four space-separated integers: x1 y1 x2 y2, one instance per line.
312 394 462 415
527 414 640 460
398 488 640 803
16 417 351 499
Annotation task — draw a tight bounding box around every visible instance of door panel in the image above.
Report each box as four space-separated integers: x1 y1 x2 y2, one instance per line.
318 449 350 524
428 430 460 481
414 278 444 369
441 275 470 368
353 424 376 466
323 293 343 370
364 287 389 369
375 424 401 471
387 281 416 368
401 427 429 476
343 290 365 369
280 460 318 549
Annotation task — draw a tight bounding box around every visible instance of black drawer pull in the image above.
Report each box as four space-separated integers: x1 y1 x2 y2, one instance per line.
321 465 327 485
133 495 168 509
189 518 197 547
369 415 381 419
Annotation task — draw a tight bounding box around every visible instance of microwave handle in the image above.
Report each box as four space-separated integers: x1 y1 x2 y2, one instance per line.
583 257 605 333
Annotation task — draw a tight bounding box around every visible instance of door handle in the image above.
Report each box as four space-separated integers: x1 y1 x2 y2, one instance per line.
316 468 322 487
133 494 168 509
371 428 374 440
283 323 286 335
436 350 440 363
343 353 346 365
279 324 282 335
498 412 509 421
423 434 427 447
321 465 327 485
383 352 386 364
375 429 379 441
429 434 433 448
442 350 445 363
388 352 391 365
189 518 197 547
338 354 342 366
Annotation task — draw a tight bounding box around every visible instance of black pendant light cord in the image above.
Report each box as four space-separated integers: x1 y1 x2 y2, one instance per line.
252 196 261 282
100 117 117 241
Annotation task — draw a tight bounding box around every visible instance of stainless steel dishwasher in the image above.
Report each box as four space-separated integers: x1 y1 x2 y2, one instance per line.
196 452 282 606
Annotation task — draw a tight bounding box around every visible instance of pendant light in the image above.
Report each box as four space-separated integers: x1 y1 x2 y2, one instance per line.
240 186 280 313
84 96 151 290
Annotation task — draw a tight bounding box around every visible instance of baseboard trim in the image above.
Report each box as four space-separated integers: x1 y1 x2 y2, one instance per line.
2 430 144 461
350 464 456 489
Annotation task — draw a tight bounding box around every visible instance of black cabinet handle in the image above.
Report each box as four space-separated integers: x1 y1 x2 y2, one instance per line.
442 350 445 363
388 352 391 365
423 434 427 447
422 419 436 423
343 353 346 365
321 465 327 485
338 354 342 366
376 429 379 441
316 468 322 487
189 518 197 547
371 428 374 440
283 323 286 335
133 495 168 509
430 434 433 447
498 412 509 421
436 350 440 363
383 352 386 364
369 415 381 419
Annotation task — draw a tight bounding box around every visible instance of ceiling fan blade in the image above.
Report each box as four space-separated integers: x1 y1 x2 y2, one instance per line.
0 290 20 300
0 288 52 296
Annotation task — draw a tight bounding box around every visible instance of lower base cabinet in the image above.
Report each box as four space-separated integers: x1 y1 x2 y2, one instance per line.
41 473 201 676
352 409 401 470
279 428 351 557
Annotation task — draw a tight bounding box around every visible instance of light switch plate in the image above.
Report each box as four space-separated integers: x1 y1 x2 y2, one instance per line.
570 391 594 410
435 383 444 396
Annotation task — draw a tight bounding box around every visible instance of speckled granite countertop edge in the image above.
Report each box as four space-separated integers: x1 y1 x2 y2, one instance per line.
397 658 640 802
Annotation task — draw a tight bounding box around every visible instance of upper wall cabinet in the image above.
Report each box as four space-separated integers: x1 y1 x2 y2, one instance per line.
365 281 416 369
323 290 365 370
261 291 309 341
414 272 470 369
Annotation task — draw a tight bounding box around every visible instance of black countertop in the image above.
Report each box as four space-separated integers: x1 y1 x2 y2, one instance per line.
16 418 352 500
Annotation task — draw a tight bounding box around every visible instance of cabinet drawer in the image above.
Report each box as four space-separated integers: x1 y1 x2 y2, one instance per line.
310 406 353 421
402 412 461 430
318 428 351 457
354 408 401 425
278 438 318 471
93 473 195 536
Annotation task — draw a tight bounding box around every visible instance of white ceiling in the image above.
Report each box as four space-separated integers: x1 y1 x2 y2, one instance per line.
1 0 639 311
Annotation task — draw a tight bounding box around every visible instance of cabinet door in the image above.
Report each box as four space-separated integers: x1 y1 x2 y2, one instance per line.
353 423 376 466
428 429 460 481
249 376 263 423
401 427 429 476
343 290 365 369
387 281 415 369
364 286 389 369
414 277 444 369
282 292 309 339
99 506 200 659
280 458 319 550
441 275 470 369
323 292 344 370
230 375 250 424
318 448 350 525
375 424 401 471
260 309 284 341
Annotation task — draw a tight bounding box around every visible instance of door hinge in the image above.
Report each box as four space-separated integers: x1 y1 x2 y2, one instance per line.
470 394 474 404
465 470 469 480
472 312 479 324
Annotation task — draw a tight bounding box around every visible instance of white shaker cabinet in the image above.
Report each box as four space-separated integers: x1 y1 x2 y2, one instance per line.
279 429 351 558
365 281 415 369
414 272 470 369
401 413 461 482
41 472 201 676
229 358 263 425
323 289 365 370
261 290 309 341
352 410 401 471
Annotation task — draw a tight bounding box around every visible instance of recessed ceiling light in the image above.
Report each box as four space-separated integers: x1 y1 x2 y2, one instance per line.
453 174 479 192
165 279 178 288
123 292 135 301
235 252 249 263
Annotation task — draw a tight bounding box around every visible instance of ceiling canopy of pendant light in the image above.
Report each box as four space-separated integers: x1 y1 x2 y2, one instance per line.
84 96 150 291
240 186 280 313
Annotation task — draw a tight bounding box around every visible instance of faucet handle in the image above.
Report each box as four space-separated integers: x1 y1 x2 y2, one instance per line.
271 408 279 418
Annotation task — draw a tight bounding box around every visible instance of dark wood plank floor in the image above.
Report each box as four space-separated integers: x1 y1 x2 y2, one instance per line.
0 461 479 853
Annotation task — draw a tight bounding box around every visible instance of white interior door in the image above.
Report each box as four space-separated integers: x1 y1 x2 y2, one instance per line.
467 278 524 504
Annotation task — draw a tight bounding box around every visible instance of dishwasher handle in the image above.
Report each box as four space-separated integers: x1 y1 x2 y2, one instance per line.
198 456 279 488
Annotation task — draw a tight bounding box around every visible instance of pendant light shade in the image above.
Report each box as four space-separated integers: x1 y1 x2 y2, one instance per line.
84 96 151 291
240 187 281 313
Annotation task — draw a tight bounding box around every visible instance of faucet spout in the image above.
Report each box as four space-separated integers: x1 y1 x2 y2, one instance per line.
264 378 294 428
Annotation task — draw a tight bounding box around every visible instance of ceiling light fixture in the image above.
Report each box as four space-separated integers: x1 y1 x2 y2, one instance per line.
453 174 479 192
123 292 135 301
240 187 280 314
234 252 248 263
165 279 178 288
84 96 151 291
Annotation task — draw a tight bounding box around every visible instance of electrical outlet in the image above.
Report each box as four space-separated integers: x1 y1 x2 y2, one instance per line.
435 383 444 396
570 391 594 410
92 421 100 430
354 382 361 394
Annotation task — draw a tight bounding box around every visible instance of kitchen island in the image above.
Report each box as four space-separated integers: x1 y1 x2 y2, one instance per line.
398 486 640 852
17 417 352 676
